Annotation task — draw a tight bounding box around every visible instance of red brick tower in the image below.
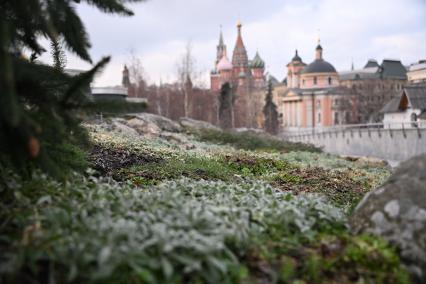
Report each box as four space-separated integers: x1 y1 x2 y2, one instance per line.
232 20 249 79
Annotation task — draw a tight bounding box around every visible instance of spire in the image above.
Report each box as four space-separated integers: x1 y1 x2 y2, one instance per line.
232 20 249 68
315 40 323 60
292 49 302 62
122 64 130 87
351 58 354 71
235 20 244 49
219 25 224 46
216 25 227 67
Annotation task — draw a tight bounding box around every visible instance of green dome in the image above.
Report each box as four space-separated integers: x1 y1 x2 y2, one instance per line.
238 71 246 78
250 51 265 69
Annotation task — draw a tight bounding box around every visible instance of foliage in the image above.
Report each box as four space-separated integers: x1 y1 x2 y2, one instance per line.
0 0 143 176
218 83 234 129
0 174 408 283
194 127 321 153
263 79 279 135
88 121 389 210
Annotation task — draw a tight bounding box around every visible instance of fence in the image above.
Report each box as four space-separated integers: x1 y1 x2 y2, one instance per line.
281 122 426 162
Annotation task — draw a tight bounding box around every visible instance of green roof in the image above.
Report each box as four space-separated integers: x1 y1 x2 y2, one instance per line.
250 51 265 68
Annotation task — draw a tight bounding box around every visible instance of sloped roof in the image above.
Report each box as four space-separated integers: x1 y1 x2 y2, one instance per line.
406 86 426 109
339 67 380 80
380 96 401 113
380 59 407 79
364 59 379 68
340 60 407 81
380 86 426 113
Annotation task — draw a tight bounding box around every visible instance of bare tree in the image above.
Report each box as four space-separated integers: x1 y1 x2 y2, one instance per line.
176 41 199 117
127 50 147 97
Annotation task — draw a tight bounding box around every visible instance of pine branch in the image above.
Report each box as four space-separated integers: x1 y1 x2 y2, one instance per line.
46 0 92 62
82 0 145 16
61 56 110 107
51 38 67 71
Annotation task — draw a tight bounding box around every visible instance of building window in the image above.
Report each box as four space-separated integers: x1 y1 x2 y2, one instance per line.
328 77 332 85
316 100 321 109
345 112 350 123
302 79 305 86
313 77 317 85
334 112 339 125
317 112 321 123
333 99 338 106
411 113 418 128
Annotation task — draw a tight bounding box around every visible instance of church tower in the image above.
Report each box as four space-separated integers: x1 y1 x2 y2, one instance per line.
232 20 249 78
216 28 227 68
287 50 306 88
122 65 130 88
250 51 266 89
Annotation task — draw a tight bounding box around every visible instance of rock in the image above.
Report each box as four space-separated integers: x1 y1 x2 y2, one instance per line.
126 117 161 136
160 132 185 144
350 154 426 283
179 117 221 132
342 155 389 168
127 113 181 133
234 127 266 134
111 119 139 136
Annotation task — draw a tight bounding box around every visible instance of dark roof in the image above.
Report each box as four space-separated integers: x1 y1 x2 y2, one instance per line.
380 60 407 80
284 86 352 97
380 96 401 113
292 50 302 62
303 59 337 74
250 51 265 68
380 86 426 113
339 67 380 80
405 86 426 109
364 59 379 68
340 59 407 81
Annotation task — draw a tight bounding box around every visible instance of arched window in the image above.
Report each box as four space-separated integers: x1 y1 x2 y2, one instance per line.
313 77 317 85
328 77 332 85
317 112 321 123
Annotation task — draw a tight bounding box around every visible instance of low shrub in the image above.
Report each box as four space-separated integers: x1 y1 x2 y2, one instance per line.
0 174 408 283
193 128 321 153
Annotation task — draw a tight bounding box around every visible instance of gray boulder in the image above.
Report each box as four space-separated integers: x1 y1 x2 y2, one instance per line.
234 127 266 134
179 117 221 132
111 119 139 136
126 117 161 136
350 154 426 282
126 113 182 133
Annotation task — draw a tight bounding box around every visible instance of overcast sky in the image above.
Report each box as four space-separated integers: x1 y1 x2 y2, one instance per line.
39 0 426 87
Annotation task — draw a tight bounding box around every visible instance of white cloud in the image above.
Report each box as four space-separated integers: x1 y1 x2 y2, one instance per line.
39 0 426 86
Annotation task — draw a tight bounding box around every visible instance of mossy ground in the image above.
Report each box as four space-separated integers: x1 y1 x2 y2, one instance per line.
1 121 406 284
